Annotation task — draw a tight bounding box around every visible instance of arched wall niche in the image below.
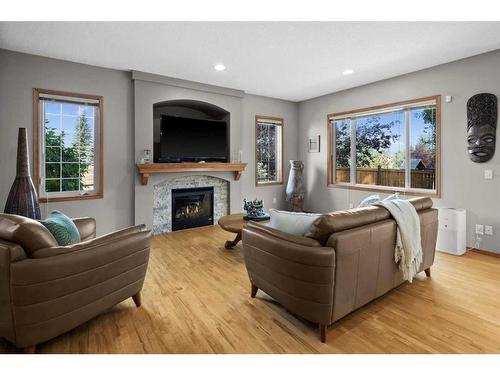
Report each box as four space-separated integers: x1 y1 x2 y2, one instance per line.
152 99 231 162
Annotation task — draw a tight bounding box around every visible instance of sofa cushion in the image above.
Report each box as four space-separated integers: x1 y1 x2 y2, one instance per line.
39 211 81 246
0 213 58 256
308 197 433 244
269 209 323 237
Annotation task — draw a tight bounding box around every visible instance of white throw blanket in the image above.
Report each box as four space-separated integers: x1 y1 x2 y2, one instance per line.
374 199 422 282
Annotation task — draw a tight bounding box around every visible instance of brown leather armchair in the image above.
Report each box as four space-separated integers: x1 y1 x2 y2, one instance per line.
242 197 438 342
0 213 151 353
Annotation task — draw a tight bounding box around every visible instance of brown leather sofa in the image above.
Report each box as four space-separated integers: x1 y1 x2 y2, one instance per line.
242 197 438 342
0 213 151 353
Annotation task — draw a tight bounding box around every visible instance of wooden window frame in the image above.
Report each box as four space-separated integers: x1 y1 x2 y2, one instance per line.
327 95 441 198
33 88 104 202
255 115 284 186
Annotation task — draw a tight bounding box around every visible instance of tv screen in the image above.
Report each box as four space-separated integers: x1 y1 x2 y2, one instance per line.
157 115 228 162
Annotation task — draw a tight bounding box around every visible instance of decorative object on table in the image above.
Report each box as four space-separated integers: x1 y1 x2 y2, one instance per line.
4 128 41 219
467 93 497 163
243 198 270 221
39 210 81 246
286 160 305 212
308 135 320 153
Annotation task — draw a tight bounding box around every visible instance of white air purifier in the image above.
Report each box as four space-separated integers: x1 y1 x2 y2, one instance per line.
436 208 466 256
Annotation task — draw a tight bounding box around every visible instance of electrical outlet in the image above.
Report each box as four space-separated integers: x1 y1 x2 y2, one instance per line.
476 224 484 235
485 225 493 236
349 202 354 209
272 197 277 205
484 170 493 180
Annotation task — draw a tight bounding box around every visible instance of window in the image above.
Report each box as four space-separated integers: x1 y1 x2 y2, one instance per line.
328 96 440 196
34 89 103 201
255 116 283 185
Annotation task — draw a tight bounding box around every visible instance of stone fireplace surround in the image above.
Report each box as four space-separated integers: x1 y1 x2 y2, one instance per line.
153 175 229 234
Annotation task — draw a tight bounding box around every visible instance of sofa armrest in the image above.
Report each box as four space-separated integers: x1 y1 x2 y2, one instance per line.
11 229 151 285
31 225 148 258
72 217 96 241
242 223 335 325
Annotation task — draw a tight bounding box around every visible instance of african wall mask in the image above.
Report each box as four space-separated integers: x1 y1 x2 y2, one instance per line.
467 93 497 163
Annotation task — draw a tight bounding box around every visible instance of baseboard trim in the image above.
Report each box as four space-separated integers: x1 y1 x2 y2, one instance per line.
467 247 500 258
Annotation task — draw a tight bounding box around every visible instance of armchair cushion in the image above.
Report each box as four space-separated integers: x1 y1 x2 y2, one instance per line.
72 217 96 241
39 211 80 246
0 214 57 256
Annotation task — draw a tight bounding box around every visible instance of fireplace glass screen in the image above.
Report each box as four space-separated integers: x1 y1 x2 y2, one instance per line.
171 187 214 231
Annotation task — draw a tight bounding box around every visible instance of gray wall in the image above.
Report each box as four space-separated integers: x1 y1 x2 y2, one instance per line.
0 49 134 235
133 76 245 229
3 47 499 252
0 49 296 235
298 50 500 252
133 75 298 228
241 94 299 211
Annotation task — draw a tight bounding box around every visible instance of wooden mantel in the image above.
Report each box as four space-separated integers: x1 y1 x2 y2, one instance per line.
136 162 247 185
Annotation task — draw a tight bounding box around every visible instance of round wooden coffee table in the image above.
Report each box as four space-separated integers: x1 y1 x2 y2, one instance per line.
218 213 269 249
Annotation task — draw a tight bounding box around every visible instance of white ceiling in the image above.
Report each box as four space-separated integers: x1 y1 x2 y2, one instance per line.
1 22 500 102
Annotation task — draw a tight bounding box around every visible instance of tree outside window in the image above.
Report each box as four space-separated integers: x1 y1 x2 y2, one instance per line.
329 96 440 195
256 116 283 185
34 89 103 201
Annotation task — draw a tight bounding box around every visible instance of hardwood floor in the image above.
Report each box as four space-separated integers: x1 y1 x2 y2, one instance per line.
2 225 500 353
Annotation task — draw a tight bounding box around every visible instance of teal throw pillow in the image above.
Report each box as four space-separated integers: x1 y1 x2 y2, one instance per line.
39 210 81 246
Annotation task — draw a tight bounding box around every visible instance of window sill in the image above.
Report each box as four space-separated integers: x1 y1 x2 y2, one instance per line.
256 181 283 187
38 193 103 203
327 182 440 198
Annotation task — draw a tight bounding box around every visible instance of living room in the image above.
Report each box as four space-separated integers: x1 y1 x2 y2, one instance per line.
1 1 500 373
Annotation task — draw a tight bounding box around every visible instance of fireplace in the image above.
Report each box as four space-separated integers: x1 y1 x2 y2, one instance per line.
171 187 214 231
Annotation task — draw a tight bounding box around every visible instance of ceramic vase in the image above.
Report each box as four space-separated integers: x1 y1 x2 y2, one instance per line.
4 128 41 219
286 160 305 212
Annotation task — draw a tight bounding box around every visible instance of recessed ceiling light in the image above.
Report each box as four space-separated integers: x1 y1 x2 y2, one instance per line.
342 69 354 75
214 64 226 71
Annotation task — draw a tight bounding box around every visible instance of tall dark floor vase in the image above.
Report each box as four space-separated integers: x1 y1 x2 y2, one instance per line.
4 128 41 219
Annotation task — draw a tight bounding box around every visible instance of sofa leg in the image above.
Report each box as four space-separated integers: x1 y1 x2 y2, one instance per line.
23 345 36 354
319 324 327 343
424 268 431 277
251 284 258 298
132 292 142 307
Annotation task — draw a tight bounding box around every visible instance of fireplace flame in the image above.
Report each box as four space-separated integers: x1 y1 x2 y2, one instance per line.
175 202 202 219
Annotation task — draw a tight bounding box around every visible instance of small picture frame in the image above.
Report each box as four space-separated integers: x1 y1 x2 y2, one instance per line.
308 135 320 153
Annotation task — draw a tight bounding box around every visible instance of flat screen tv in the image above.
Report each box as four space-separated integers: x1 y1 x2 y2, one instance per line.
156 115 228 163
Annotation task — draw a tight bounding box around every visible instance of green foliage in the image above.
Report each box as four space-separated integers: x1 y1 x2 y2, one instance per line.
256 123 278 182
368 150 405 169
335 120 351 168
335 116 401 168
44 110 94 192
413 108 436 169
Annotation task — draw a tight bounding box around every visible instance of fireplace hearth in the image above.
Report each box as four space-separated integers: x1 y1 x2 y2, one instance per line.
171 187 214 231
